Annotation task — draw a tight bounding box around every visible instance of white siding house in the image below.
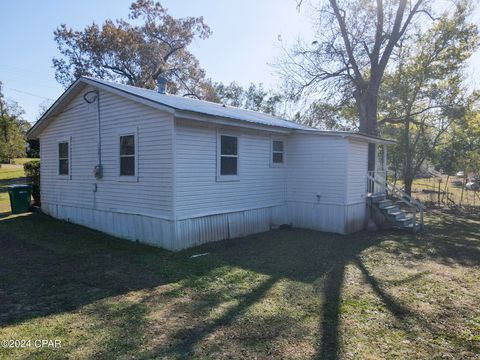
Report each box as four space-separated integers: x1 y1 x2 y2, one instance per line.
27 77 393 251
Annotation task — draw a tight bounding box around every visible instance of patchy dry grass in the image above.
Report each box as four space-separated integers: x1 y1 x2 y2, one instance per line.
0 199 479 358
397 176 480 207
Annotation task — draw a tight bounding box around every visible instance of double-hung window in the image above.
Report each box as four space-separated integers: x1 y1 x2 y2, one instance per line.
120 135 135 176
217 134 239 180
271 139 285 166
118 127 138 181
58 139 70 177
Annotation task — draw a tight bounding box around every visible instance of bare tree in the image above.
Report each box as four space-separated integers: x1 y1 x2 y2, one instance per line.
278 0 435 168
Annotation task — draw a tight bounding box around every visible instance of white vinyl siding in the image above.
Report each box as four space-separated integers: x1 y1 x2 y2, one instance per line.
174 120 287 219
286 134 348 204
39 85 174 219
346 140 368 203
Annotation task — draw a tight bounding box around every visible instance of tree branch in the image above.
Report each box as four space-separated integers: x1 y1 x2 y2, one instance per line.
377 0 425 82
371 0 384 68
102 64 135 84
329 0 365 87
379 104 456 125
416 9 440 21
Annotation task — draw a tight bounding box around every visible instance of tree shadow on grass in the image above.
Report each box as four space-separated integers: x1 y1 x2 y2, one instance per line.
352 253 480 356
353 257 412 320
158 276 279 358
0 210 479 358
379 212 480 267
317 264 345 360
0 212 215 328
0 212 387 358
139 227 389 359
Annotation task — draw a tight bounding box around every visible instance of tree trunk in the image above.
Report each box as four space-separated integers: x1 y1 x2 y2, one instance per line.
357 91 378 135
356 89 378 171
404 175 413 196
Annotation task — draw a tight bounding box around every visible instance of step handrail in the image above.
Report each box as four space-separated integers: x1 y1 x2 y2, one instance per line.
386 182 427 211
367 173 425 231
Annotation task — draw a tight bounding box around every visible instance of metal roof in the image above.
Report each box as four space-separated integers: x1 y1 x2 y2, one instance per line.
27 76 395 145
83 77 314 131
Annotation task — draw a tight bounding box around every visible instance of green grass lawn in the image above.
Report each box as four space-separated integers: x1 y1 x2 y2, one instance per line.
0 165 25 181
0 165 27 213
0 203 479 359
9 158 39 166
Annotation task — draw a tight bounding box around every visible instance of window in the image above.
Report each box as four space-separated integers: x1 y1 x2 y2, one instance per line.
117 127 138 181
120 134 135 176
218 134 239 179
272 140 284 165
58 141 69 176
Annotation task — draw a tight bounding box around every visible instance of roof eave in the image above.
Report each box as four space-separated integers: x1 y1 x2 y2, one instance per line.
174 109 294 134
27 76 396 146
293 129 396 145
27 77 176 140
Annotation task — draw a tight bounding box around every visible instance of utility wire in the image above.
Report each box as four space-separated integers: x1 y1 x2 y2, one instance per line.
6 87 55 101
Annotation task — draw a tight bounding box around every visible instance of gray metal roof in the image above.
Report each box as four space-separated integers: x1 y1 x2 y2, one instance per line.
84 77 314 131
27 76 395 145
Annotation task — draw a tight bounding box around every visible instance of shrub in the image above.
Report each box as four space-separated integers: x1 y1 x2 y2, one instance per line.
24 160 40 206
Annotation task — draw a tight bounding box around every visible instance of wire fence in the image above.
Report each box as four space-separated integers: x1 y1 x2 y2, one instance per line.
408 175 480 214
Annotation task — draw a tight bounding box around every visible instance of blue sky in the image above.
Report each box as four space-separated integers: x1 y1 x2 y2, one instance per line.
0 0 312 122
0 0 478 122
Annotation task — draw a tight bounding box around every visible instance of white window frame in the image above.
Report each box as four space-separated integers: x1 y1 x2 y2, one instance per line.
270 137 286 167
57 137 72 179
117 127 138 182
216 131 240 182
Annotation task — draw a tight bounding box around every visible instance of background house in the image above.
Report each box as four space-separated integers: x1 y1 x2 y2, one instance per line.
27 77 392 250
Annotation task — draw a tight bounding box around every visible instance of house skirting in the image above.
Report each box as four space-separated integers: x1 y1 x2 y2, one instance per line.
174 204 288 250
41 202 176 250
286 201 366 235
42 201 366 251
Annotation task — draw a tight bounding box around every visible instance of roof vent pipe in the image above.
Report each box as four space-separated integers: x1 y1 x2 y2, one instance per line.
157 76 167 94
